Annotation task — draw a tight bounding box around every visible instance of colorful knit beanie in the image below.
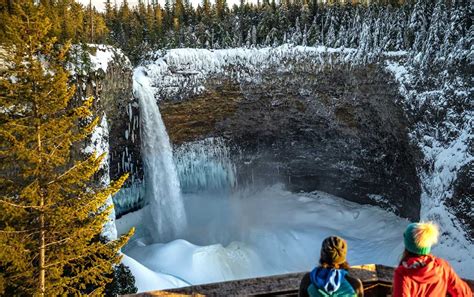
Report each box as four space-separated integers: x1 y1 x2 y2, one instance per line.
403 222 439 255
320 236 347 265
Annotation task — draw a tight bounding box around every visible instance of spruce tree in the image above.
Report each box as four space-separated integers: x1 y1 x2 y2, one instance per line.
0 2 132 295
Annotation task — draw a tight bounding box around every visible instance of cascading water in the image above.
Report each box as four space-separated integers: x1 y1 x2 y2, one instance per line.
133 68 186 243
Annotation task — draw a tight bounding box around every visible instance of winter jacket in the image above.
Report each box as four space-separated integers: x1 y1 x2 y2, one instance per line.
299 267 364 297
393 254 472 297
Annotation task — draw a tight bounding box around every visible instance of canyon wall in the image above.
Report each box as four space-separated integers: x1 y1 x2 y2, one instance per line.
158 57 421 220
88 46 471 241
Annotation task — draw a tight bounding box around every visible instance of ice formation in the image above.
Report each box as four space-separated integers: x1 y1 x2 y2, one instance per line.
174 137 236 193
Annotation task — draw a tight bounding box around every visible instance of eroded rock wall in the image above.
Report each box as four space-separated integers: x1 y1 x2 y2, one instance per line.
72 46 143 216
159 61 422 220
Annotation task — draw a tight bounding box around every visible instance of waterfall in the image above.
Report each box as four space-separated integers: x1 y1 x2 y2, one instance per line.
133 68 187 243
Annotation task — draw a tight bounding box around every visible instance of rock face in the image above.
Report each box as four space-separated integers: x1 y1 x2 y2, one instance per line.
73 46 142 185
72 45 143 216
69 45 470 241
160 63 421 220
448 162 474 240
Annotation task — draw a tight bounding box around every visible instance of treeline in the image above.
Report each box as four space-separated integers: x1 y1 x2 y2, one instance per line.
104 0 471 66
1 0 471 66
0 0 108 43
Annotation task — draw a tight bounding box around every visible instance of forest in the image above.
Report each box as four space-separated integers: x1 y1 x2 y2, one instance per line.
1 0 471 66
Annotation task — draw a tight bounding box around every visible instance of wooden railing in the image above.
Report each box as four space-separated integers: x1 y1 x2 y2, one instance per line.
124 264 474 297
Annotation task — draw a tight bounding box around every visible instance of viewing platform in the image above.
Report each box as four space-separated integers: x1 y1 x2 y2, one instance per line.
125 264 474 296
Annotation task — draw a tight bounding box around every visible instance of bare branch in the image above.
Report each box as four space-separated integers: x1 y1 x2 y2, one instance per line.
0 198 43 209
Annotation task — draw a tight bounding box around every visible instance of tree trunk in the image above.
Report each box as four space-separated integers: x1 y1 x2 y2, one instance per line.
36 108 46 296
7 0 13 14
39 211 45 296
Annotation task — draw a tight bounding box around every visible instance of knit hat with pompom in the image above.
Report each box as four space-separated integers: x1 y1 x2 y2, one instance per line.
404 222 439 255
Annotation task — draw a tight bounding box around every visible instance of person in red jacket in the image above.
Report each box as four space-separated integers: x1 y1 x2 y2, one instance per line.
393 222 472 297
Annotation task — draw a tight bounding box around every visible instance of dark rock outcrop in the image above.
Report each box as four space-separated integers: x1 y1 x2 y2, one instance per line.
73 47 142 186
447 162 474 240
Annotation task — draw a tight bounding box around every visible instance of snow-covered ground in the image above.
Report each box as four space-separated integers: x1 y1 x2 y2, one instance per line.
117 185 413 292
141 45 410 102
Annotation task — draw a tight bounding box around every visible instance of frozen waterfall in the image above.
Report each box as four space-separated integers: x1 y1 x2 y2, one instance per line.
133 68 187 243
174 137 237 194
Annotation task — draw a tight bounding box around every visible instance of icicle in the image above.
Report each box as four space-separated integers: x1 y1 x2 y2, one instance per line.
174 137 237 194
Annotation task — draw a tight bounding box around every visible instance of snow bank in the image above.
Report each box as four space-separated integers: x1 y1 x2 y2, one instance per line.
142 45 363 101
139 44 409 104
122 254 189 292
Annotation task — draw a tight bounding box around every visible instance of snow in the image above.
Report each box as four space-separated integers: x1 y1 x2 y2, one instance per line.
385 60 474 278
140 45 410 103
143 45 358 101
383 50 408 57
83 115 117 240
385 61 411 83
68 44 131 76
88 44 130 73
122 254 189 292
118 185 414 292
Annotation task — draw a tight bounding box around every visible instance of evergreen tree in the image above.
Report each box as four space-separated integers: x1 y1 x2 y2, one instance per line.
0 3 132 295
421 0 446 67
153 4 164 45
291 17 302 44
307 17 320 46
251 24 257 46
408 0 428 52
104 263 138 296
164 0 173 31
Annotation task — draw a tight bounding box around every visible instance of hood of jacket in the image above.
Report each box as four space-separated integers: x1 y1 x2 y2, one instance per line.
397 254 442 284
310 267 348 294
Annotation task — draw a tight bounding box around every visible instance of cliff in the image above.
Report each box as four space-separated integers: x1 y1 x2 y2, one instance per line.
141 47 422 220
80 44 471 250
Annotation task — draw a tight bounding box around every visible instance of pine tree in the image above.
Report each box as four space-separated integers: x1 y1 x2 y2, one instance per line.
251 24 257 46
307 17 320 46
153 3 164 44
421 0 446 67
0 3 132 295
291 17 302 44
408 0 428 52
